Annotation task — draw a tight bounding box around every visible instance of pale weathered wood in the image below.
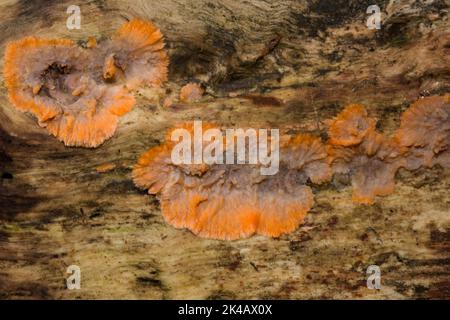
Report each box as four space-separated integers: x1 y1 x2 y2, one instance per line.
0 0 449 299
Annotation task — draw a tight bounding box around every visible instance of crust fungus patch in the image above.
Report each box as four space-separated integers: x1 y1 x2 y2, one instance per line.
133 123 330 240
326 104 402 204
325 104 377 147
395 95 450 169
133 95 450 240
179 83 204 103
4 19 168 147
327 95 450 204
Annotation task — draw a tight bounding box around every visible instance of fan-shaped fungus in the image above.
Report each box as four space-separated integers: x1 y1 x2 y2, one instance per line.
325 104 377 147
326 104 403 204
133 123 330 240
395 95 450 168
4 19 168 147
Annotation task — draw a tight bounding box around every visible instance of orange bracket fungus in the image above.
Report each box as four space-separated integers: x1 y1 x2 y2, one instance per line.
133 95 449 240
395 95 450 170
327 95 450 204
4 19 168 147
133 123 330 240
325 104 403 204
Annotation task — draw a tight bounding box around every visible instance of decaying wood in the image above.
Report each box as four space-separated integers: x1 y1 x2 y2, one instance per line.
0 0 449 299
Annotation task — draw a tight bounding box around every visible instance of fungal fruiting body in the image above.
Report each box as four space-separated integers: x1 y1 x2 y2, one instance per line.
4 19 168 147
133 123 330 240
395 95 450 169
327 96 450 204
179 83 204 103
133 95 450 240
325 104 402 204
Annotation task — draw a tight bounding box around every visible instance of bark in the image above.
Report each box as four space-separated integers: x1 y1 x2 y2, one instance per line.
0 0 449 299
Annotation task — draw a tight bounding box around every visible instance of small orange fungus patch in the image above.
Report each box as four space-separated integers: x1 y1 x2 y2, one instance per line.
95 162 116 173
325 104 376 147
179 83 204 103
395 95 450 168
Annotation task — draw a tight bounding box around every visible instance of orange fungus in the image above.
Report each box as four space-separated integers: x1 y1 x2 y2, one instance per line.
179 83 204 103
3 19 168 148
133 95 450 239
327 95 450 204
133 123 331 240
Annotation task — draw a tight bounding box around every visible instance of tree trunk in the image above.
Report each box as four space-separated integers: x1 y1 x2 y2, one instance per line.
0 0 449 299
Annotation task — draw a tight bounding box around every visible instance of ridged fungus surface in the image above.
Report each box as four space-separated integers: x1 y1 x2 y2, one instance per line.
395 95 450 169
327 95 450 204
325 104 402 204
4 19 168 147
134 95 450 240
133 123 330 240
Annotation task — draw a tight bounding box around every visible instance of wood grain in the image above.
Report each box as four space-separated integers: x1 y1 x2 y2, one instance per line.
0 0 449 299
